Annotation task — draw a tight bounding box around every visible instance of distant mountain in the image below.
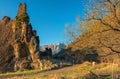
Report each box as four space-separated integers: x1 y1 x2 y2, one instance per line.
40 43 67 55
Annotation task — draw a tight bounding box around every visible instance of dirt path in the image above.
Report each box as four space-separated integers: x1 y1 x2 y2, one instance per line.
1 64 100 79
2 65 77 79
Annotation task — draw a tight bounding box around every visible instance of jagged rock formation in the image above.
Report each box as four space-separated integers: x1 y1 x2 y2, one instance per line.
0 3 40 72
40 43 67 55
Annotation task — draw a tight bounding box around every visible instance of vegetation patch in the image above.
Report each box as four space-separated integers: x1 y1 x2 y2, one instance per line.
0 69 42 78
15 13 29 26
1 62 119 79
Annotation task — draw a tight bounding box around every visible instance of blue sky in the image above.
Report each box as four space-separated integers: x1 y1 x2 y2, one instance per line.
0 0 87 45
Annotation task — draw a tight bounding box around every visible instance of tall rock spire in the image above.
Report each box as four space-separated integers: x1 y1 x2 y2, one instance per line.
17 3 26 16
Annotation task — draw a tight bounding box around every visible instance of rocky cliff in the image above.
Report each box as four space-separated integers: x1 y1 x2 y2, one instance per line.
0 3 40 72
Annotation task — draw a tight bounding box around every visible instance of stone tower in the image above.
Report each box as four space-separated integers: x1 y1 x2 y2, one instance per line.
17 3 26 16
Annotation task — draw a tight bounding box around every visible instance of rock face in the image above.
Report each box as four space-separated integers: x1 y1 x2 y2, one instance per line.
0 3 40 72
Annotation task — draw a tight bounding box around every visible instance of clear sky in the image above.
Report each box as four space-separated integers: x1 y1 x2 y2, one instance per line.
0 0 87 45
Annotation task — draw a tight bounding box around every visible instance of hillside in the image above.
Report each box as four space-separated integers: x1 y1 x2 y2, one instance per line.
59 6 120 63
55 7 120 63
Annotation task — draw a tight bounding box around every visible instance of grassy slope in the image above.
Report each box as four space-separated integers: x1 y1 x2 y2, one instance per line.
0 62 119 79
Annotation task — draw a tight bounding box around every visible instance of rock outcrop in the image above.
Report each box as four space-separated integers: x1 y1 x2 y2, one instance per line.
0 3 40 72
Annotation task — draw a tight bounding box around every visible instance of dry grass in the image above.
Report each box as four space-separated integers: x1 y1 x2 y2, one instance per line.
93 63 120 78
0 62 119 79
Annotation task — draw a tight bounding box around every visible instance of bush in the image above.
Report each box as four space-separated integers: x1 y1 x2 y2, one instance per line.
15 13 29 26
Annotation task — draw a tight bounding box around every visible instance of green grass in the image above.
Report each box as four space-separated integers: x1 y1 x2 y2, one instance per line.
0 69 42 78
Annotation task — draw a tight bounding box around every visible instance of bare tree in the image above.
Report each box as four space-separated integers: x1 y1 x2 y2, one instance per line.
64 23 81 43
65 0 120 44
86 0 120 30
64 15 91 43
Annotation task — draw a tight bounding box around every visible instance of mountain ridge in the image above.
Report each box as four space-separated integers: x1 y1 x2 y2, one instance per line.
40 43 67 55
